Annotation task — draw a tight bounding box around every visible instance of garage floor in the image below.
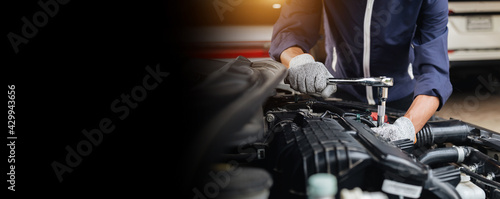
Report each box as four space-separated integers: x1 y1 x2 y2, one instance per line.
434 66 500 132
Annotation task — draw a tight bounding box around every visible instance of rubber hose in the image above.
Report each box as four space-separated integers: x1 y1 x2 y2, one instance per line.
416 120 472 147
418 147 472 165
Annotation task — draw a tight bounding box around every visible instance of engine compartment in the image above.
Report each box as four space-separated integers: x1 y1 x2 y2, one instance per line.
256 94 500 199
183 57 500 199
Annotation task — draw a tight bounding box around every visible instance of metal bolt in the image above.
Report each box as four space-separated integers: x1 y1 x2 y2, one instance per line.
266 114 275 123
486 172 496 181
468 163 479 173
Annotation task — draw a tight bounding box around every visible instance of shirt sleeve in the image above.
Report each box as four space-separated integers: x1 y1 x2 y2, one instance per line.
412 0 453 110
269 0 323 62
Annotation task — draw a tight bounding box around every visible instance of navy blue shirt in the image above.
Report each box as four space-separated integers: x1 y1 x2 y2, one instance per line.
269 0 453 110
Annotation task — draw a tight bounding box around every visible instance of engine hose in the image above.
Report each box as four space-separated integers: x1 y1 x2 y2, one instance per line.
415 120 473 147
418 146 472 166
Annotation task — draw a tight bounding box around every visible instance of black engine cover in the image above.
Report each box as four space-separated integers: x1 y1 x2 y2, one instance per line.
267 113 375 198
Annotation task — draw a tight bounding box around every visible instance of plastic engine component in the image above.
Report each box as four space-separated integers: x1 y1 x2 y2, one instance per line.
268 115 372 198
456 173 486 199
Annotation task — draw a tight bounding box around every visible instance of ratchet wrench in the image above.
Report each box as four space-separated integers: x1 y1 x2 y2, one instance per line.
327 76 393 127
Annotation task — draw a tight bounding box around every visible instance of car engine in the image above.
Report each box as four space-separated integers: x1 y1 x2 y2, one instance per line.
184 57 500 199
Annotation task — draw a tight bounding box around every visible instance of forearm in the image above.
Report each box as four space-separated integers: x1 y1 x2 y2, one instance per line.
404 95 440 133
280 47 307 68
269 0 322 62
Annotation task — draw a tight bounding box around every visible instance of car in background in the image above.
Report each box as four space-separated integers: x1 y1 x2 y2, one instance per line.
447 0 500 67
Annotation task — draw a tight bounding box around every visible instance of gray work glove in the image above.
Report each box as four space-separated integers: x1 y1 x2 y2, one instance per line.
286 54 337 98
371 117 416 143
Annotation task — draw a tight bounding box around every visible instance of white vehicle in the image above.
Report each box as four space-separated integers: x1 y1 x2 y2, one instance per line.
448 0 500 67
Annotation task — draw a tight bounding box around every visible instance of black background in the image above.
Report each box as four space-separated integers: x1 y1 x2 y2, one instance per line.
4 0 196 196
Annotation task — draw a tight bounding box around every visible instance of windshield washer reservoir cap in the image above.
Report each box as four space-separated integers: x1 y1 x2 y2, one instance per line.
307 173 338 198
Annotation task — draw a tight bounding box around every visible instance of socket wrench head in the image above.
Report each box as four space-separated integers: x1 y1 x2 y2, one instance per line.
327 76 393 87
372 76 393 87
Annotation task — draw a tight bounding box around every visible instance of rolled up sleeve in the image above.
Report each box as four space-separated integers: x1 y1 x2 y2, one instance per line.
412 0 453 110
269 0 323 62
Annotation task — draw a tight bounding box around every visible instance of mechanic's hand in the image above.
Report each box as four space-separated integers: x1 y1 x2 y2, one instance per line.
371 117 416 143
286 54 337 98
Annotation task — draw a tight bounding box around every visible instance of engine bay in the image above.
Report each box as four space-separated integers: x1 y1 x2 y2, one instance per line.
256 93 500 199
184 57 500 199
